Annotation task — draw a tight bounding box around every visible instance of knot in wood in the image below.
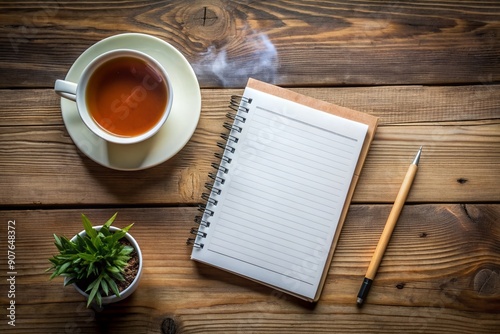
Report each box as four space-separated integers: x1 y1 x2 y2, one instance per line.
195 7 219 27
161 317 177 334
182 0 233 47
473 268 499 296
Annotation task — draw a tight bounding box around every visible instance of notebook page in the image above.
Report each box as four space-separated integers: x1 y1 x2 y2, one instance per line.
192 86 368 299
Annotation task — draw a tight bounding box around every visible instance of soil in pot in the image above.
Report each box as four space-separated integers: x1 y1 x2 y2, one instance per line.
117 239 140 292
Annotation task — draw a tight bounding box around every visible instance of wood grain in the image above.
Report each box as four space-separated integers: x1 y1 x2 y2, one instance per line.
0 206 498 333
0 85 500 206
1 0 499 88
2 84 500 127
0 85 499 206
1 1 499 332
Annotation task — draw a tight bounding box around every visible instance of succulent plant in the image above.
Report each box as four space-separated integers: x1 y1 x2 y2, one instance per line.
47 213 134 307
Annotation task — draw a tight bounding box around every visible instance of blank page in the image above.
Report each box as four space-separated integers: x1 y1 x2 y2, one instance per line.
191 84 368 300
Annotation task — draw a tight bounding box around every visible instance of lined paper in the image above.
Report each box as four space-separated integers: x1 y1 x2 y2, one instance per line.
192 83 369 300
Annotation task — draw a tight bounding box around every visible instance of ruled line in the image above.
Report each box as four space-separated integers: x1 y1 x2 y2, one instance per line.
255 105 358 144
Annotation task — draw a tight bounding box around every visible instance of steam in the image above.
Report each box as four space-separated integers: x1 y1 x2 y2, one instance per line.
192 32 278 87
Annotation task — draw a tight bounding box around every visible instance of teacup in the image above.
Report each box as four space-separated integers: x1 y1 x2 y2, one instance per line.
55 49 173 144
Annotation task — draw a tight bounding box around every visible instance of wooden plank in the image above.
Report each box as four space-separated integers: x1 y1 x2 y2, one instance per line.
1 1 499 88
0 89 62 126
2 84 500 126
0 86 499 206
0 119 498 206
0 205 498 333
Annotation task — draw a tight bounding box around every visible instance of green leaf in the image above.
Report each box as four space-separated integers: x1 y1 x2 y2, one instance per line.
92 235 104 249
120 246 133 256
107 266 120 274
81 235 97 253
116 255 131 263
59 236 74 250
101 278 109 296
81 214 97 238
110 272 124 282
105 276 120 297
64 277 78 286
53 234 63 250
87 277 102 307
54 261 71 276
94 291 102 307
104 212 117 228
111 224 133 243
78 253 96 262
111 231 126 243
120 223 134 234
100 226 111 237
86 277 98 292
114 260 127 267
86 262 94 278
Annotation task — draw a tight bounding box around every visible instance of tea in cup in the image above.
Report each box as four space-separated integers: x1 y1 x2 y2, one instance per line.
55 49 173 144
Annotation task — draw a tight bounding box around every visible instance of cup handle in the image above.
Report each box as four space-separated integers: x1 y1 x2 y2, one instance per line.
54 79 78 101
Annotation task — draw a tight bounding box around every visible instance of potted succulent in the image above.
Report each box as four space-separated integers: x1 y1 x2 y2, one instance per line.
47 213 143 307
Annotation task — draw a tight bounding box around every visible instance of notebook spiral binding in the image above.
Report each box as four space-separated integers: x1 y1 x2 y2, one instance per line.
187 95 252 249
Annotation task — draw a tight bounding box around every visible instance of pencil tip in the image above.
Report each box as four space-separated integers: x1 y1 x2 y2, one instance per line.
413 146 422 166
356 297 364 306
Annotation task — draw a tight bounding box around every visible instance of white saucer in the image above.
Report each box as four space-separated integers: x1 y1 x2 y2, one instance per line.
61 33 201 170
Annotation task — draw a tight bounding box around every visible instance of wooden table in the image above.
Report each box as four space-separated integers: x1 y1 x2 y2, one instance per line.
1 1 499 333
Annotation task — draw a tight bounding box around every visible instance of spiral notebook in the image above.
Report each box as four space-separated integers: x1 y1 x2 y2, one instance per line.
189 78 378 301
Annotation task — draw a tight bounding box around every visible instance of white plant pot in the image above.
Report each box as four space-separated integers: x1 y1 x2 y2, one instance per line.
64 225 143 306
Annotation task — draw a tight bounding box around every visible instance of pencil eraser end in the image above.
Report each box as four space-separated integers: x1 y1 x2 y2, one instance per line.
356 277 373 307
